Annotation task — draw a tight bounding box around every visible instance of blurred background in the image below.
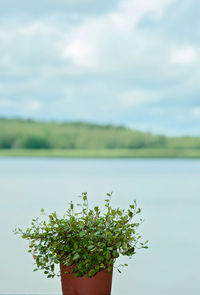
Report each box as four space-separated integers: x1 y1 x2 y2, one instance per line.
0 0 200 295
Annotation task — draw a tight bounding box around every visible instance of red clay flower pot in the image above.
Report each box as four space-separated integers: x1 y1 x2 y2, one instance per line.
60 264 113 295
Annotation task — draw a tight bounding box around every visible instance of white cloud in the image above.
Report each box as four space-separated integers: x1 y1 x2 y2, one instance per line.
170 46 198 65
0 98 12 107
62 0 174 69
120 89 161 107
191 107 200 118
0 20 66 80
19 21 58 35
63 39 97 68
24 100 42 112
0 99 42 114
116 0 173 27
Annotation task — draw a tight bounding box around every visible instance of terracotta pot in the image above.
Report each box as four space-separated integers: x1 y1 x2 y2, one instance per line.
60 264 113 295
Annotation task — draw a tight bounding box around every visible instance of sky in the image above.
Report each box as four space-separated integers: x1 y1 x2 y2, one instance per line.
0 0 200 135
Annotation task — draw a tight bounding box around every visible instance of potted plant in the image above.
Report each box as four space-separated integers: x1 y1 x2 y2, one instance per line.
14 192 148 295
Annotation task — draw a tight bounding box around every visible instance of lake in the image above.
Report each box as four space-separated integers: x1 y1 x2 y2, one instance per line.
0 158 200 295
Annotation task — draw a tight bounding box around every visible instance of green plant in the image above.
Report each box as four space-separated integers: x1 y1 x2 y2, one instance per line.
14 192 148 278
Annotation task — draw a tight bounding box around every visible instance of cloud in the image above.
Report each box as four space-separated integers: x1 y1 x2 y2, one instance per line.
191 107 200 118
63 39 98 68
120 90 162 107
0 99 12 108
61 0 175 69
25 100 42 112
19 21 60 36
170 46 198 65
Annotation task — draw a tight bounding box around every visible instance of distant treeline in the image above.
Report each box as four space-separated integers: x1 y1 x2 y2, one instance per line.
0 118 200 150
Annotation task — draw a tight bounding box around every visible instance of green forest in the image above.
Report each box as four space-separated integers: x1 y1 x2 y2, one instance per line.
0 118 200 158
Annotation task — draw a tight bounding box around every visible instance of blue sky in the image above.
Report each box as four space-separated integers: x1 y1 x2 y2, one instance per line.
0 0 200 135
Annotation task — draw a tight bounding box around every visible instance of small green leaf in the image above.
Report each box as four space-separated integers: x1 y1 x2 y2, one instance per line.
113 251 119 258
74 242 78 250
73 253 80 260
105 251 111 260
88 244 94 250
116 241 121 248
94 206 99 212
51 264 54 271
89 269 95 277
79 230 85 237
107 247 113 250
128 211 133 218
106 231 112 236
117 269 122 273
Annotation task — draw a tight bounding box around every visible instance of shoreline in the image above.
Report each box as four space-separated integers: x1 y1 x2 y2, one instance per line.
0 149 200 158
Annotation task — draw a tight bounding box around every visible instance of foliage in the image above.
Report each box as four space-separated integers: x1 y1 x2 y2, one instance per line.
14 192 148 278
19 135 50 149
1 118 200 151
0 118 167 149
